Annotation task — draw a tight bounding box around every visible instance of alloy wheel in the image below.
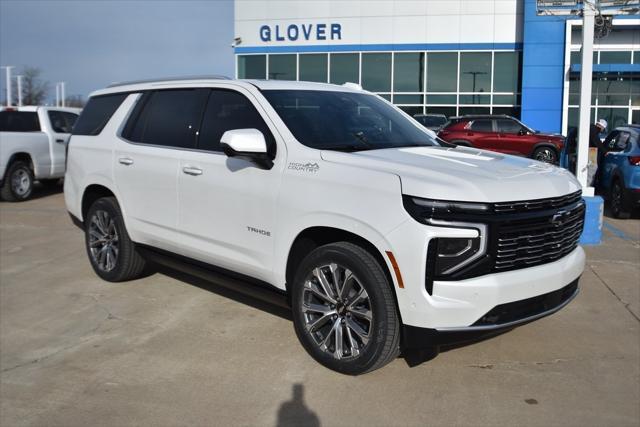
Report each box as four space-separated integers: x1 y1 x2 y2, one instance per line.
11 168 31 196
301 263 373 360
88 210 119 272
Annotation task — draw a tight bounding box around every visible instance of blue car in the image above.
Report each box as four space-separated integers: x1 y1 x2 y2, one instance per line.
599 124 640 218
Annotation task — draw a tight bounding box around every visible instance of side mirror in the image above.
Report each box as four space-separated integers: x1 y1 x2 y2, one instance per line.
518 128 527 136
220 129 273 170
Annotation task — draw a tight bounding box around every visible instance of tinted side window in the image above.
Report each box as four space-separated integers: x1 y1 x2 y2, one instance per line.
496 119 522 134
198 90 275 155
48 110 77 133
73 94 127 135
0 111 41 132
126 89 208 149
469 119 493 132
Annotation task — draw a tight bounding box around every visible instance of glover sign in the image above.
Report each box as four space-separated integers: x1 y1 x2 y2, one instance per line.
259 23 342 42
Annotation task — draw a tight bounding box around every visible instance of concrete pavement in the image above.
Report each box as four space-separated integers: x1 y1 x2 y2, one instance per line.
1 190 638 426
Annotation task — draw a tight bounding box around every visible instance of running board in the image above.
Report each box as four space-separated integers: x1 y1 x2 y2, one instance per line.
138 246 290 310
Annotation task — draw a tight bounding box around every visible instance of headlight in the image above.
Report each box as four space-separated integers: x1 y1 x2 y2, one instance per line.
403 195 491 224
427 220 488 277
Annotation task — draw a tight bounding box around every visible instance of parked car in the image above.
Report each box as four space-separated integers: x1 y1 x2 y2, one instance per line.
0 106 81 201
413 113 447 131
65 78 585 375
438 115 565 164
599 124 640 218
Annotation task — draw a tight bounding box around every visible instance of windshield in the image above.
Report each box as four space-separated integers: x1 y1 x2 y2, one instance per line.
262 89 438 151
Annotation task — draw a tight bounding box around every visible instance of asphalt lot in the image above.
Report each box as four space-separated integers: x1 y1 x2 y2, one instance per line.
1 189 639 427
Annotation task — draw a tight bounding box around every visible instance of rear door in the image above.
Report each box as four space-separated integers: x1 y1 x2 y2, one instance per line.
114 89 209 251
465 119 496 150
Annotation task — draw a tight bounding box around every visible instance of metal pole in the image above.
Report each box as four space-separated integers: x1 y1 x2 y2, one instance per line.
576 4 595 195
61 82 66 107
55 83 60 107
16 75 23 106
1 66 14 106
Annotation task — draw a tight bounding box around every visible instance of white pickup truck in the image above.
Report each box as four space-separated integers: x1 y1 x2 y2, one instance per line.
0 106 81 201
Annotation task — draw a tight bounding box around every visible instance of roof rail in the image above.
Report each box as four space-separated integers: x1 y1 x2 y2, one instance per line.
107 75 231 88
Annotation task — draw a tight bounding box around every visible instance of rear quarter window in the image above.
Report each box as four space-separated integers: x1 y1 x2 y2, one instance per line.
0 111 41 132
72 93 128 136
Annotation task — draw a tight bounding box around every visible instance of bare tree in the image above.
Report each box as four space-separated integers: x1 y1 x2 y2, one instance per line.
64 95 85 108
12 67 49 106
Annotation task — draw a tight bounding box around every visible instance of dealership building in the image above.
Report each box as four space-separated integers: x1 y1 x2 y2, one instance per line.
234 0 639 134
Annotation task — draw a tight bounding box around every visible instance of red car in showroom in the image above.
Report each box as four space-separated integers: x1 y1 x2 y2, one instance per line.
437 115 565 164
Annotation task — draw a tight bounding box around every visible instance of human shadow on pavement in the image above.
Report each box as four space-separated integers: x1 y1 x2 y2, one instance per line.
277 384 320 427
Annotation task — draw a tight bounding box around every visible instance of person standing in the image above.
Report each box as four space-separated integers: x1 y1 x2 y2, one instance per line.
589 119 608 186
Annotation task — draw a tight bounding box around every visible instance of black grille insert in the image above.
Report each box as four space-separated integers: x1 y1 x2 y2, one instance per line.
493 201 585 272
473 280 579 326
493 191 582 213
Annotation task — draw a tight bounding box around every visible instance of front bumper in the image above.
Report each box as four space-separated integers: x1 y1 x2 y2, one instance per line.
403 278 579 349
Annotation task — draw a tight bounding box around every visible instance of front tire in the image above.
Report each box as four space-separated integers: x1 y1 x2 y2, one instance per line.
610 180 631 219
291 242 400 375
1 161 34 202
85 197 148 282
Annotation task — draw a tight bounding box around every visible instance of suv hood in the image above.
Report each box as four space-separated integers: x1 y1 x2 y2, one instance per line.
321 146 580 203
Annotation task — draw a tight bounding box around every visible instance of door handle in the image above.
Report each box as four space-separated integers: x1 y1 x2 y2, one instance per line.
118 157 134 166
182 166 203 176
55 138 65 143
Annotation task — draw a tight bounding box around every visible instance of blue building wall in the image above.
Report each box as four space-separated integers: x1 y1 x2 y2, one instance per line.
520 0 568 134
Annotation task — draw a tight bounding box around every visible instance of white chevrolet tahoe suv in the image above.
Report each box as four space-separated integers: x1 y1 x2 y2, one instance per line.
1 106 80 201
65 78 586 375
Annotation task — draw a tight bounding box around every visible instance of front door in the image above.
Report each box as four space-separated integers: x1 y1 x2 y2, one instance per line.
177 87 283 282
47 110 79 176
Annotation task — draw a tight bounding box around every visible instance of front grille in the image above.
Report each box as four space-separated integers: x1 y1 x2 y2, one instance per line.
493 200 585 272
494 191 582 213
473 280 579 326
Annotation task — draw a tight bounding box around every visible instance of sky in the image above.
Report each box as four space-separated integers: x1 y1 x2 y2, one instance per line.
0 0 234 103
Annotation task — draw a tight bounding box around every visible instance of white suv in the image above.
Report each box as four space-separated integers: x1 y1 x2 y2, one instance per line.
65 78 586 374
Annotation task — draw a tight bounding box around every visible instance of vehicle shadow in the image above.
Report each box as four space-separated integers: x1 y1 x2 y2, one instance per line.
276 384 321 427
152 263 512 370
153 264 292 321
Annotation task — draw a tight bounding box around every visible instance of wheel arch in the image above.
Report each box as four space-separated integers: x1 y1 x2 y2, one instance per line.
81 183 120 222
3 152 34 180
284 226 400 315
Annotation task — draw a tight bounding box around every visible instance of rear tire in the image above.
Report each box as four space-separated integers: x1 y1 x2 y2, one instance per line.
532 146 558 164
1 161 34 202
85 197 148 282
291 242 400 375
610 180 631 219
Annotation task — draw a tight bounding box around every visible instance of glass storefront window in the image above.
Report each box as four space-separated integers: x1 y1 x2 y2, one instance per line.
492 107 520 118
596 108 629 129
238 55 266 79
426 106 456 118
394 94 423 104
459 94 490 105
426 95 457 104
459 52 491 93
299 54 328 83
330 53 359 85
493 94 520 105
362 53 391 92
595 76 631 106
599 51 632 64
268 54 296 80
493 52 520 93
459 107 490 116
634 51 640 64
394 53 424 92
427 52 457 92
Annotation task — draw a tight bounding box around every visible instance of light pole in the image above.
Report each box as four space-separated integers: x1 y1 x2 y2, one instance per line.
1 66 14 106
16 75 23 106
463 71 488 104
60 82 66 107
